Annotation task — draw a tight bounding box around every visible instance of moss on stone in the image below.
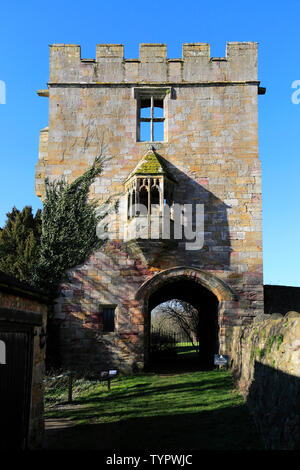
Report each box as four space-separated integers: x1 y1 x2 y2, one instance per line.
276 334 284 350
135 153 168 175
257 348 265 360
267 335 276 357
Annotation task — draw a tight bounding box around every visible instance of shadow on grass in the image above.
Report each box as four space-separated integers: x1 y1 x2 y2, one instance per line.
44 371 263 450
46 375 234 417
44 404 262 450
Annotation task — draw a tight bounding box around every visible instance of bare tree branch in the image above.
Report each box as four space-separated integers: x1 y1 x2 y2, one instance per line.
151 300 200 352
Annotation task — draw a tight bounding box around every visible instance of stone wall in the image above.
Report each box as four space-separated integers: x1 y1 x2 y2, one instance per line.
230 311 300 449
36 42 264 371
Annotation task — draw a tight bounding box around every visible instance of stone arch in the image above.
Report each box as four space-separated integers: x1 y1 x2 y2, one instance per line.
135 266 237 367
136 266 236 303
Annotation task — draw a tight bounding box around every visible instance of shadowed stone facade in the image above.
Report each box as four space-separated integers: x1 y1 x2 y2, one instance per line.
36 42 265 372
0 271 48 449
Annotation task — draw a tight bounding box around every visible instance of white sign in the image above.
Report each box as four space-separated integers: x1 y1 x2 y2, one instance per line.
0 340 6 364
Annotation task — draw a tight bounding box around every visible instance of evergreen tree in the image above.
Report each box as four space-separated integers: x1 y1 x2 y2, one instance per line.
0 156 109 293
33 155 108 294
0 206 42 283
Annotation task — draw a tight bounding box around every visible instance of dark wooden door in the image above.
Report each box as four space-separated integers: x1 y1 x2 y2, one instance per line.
0 324 33 450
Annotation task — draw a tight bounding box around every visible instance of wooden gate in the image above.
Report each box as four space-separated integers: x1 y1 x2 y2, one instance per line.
0 324 33 450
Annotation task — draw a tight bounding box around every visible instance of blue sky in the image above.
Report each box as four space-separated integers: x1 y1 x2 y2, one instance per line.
0 0 299 286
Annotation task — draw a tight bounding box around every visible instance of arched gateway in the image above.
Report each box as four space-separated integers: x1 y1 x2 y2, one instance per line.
136 267 237 368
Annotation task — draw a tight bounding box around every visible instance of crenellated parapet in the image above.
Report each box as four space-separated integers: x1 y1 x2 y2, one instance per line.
49 42 258 84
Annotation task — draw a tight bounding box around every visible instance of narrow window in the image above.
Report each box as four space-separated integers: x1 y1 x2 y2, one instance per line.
150 185 160 214
139 186 148 211
127 193 131 219
138 96 165 142
103 307 115 332
131 190 136 217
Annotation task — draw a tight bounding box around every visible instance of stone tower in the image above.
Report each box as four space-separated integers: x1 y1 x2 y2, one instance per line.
36 42 265 372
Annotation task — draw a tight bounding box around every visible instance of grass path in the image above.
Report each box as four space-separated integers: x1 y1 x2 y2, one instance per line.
44 370 262 450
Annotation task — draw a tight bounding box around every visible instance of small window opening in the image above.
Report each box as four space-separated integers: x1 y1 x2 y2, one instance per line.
150 186 160 214
138 96 165 142
103 307 115 332
127 193 131 219
139 186 148 211
131 190 136 217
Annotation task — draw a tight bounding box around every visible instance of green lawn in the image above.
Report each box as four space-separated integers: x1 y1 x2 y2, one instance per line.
44 370 262 450
176 342 199 355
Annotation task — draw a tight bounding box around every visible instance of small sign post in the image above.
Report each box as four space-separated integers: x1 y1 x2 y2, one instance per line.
67 371 76 403
214 354 229 370
100 370 118 390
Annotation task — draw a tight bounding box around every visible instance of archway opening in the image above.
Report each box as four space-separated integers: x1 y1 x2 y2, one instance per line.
147 278 219 371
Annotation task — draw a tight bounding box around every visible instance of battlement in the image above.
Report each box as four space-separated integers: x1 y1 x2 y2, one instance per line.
49 42 258 84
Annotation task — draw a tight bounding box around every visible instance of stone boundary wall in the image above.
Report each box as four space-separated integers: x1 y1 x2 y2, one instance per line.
264 284 300 315
230 311 300 449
